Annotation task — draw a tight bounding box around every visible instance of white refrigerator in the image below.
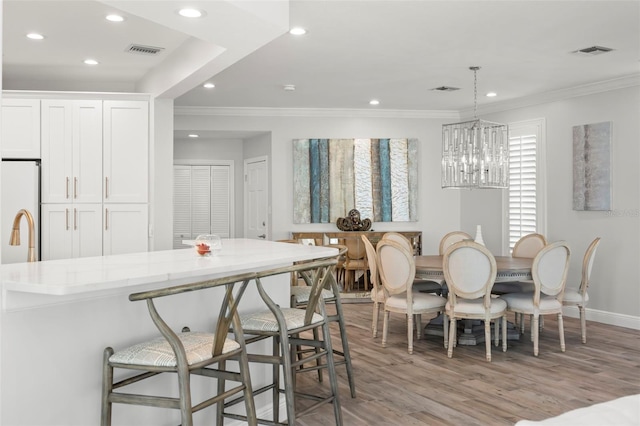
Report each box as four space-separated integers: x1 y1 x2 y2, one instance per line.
1 160 40 264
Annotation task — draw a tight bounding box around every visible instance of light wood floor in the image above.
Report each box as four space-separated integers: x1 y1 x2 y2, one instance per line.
293 303 640 425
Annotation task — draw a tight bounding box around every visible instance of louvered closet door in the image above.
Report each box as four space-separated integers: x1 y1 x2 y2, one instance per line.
172 164 232 249
173 166 192 248
211 165 230 238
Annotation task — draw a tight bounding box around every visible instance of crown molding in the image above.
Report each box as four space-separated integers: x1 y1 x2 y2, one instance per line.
462 73 640 117
177 74 639 119
2 89 151 101
174 106 459 120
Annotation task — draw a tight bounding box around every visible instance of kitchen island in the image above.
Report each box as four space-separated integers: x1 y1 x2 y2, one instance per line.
0 239 337 426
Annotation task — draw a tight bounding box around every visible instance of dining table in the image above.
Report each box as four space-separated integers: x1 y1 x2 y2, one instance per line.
414 254 534 345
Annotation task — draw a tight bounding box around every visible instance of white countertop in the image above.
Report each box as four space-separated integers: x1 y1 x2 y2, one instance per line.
1 239 337 297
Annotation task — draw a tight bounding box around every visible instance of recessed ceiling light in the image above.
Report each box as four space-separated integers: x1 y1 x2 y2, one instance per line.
203 83 215 89
84 59 99 65
369 99 380 106
486 92 497 97
283 84 296 91
188 134 199 138
105 14 124 22
26 33 44 40
178 8 204 18
289 27 306 35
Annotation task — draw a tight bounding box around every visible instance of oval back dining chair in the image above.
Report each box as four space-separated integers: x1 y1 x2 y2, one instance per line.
439 231 472 255
383 232 442 294
563 237 601 343
362 235 386 338
377 239 447 354
502 241 571 356
512 233 548 258
493 233 548 296
443 240 507 361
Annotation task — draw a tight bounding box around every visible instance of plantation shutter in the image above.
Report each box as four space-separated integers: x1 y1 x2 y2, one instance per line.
508 134 537 253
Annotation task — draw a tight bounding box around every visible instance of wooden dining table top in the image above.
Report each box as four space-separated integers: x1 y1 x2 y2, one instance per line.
415 255 533 274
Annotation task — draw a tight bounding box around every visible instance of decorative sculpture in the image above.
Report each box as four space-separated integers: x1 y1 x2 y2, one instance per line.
336 209 372 231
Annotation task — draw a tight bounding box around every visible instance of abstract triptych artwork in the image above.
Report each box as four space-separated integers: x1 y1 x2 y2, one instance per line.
293 138 418 224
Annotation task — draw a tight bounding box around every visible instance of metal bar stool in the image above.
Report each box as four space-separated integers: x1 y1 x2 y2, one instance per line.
221 257 343 425
101 273 258 426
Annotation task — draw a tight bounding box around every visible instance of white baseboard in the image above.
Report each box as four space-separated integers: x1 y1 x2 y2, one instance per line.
562 306 640 330
225 400 287 426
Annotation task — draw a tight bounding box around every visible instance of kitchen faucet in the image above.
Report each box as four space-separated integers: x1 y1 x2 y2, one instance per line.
9 209 36 262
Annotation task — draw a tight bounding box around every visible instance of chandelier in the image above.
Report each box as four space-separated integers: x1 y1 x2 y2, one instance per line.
441 66 509 189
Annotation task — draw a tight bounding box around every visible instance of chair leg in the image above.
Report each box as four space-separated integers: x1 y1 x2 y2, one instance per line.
416 314 422 339
407 313 414 354
272 336 281 424
532 315 539 356
558 312 566 352
494 319 499 347
443 314 449 349
237 349 258 426
312 327 323 383
176 364 193 426
278 334 297 425
382 311 390 348
100 348 114 426
216 359 226 425
579 305 587 343
502 316 507 352
334 298 356 398
321 318 344 425
372 301 380 338
484 320 492 362
447 318 456 358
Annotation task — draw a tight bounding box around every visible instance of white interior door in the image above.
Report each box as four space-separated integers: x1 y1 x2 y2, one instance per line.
244 156 268 240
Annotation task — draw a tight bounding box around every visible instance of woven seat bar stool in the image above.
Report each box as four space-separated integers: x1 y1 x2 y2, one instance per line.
101 272 258 426
221 257 343 426
290 246 356 399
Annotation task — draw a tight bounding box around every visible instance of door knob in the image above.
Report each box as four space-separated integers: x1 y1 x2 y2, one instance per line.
258 234 266 239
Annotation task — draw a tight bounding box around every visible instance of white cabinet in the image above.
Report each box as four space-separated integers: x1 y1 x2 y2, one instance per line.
41 204 103 260
41 100 103 203
103 101 149 203
103 204 149 256
1 98 41 159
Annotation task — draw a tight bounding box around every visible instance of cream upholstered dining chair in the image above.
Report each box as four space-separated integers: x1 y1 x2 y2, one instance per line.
492 233 548 296
563 237 601 343
377 239 448 354
443 240 507 361
439 231 473 255
361 235 386 338
501 241 571 356
383 232 442 294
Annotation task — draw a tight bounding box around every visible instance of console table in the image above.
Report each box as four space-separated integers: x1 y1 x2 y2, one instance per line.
291 231 422 255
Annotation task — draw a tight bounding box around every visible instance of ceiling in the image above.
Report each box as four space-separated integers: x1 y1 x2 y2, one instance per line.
3 1 640 116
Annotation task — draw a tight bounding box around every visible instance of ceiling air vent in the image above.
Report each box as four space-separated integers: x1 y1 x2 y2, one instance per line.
431 86 460 92
126 44 165 55
573 45 614 56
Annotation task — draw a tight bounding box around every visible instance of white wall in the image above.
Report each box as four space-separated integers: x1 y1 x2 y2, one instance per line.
151 98 174 251
462 86 640 322
174 110 463 255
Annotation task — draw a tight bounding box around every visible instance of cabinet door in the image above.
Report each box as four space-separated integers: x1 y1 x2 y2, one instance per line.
72 204 103 258
103 204 149 255
73 101 103 203
1 98 41 159
41 204 73 260
41 100 73 203
103 101 148 203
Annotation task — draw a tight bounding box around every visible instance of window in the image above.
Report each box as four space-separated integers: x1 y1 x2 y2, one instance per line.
173 163 234 249
503 119 546 254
